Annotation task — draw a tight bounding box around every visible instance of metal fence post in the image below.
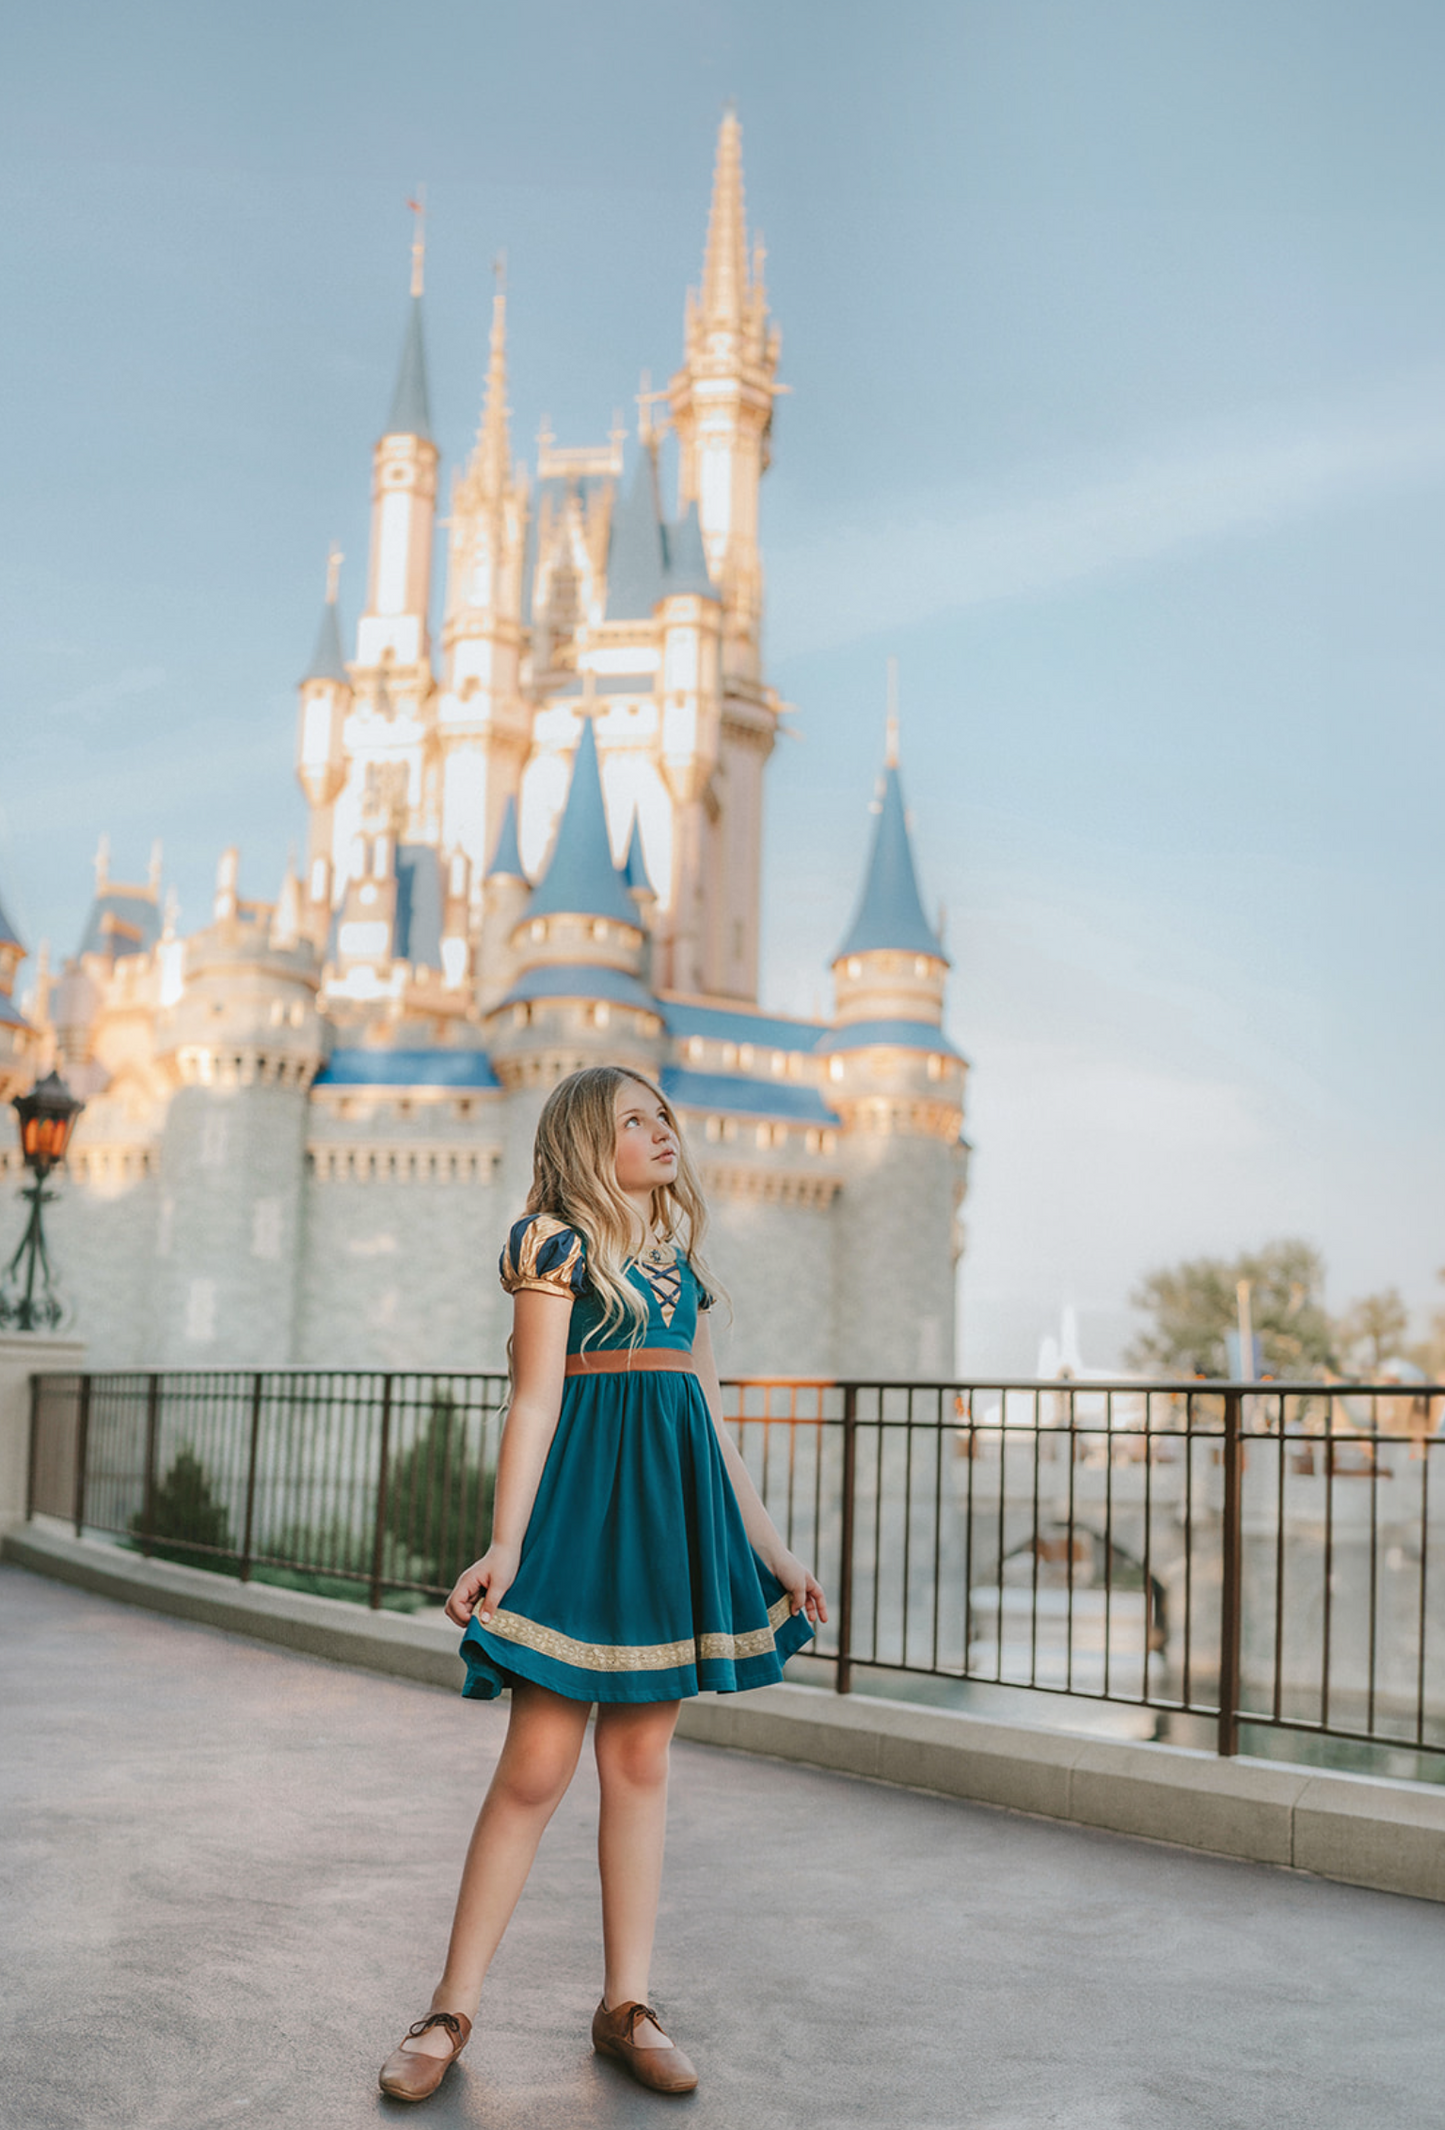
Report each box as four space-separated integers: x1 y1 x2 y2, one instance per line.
72 1375 92 1539
369 1373 395 1611
139 1373 160 1557
1217 1389 1244 1756
25 1374 41 1522
239 1372 264 1583
836 1384 858 1695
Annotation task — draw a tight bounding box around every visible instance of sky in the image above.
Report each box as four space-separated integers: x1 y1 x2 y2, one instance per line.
3 0 1444 1371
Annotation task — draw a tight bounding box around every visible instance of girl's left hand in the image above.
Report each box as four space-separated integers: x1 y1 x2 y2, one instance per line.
776 1551 828 1625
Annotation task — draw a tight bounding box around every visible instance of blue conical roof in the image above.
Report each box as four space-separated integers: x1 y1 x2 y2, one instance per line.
302 598 348 685
834 763 946 963
622 812 655 897
605 454 665 619
0 888 22 952
486 795 526 881
385 295 432 439
527 717 638 928
663 502 716 598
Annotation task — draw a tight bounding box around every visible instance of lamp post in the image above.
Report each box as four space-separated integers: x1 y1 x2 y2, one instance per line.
0 1070 85 1332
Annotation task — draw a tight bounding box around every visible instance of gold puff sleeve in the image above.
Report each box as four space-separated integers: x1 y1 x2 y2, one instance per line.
499 1214 587 1299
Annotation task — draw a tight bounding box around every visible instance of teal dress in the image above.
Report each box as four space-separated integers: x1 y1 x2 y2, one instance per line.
459 1213 815 1705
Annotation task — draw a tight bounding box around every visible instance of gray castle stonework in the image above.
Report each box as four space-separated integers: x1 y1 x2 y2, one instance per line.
6 116 969 1381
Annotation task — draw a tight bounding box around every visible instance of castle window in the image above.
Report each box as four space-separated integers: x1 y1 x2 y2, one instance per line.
591 1003 610 1028
530 920 546 943
269 1000 284 1026
828 1057 844 1082
770 1051 785 1075
847 958 862 980
722 1043 738 1068
927 1053 943 1081
686 1037 705 1064
738 1044 754 1070
915 957 930 978
592 921 608 942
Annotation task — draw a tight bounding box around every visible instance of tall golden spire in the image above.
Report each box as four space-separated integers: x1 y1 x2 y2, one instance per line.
475 253 510 495
408 187 426 297
699 105 749 327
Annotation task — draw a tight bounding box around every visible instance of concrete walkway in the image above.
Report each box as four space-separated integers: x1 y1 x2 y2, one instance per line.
3 1565 1443 2130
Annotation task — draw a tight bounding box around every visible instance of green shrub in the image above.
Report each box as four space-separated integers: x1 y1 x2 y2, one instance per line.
131 1445 234 1568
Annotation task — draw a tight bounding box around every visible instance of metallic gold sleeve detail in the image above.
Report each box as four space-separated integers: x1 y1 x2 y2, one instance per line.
479 1591 795 1673
501 1214 585 1299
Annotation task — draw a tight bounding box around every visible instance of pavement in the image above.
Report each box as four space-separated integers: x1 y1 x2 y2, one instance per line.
3 1563 1444 2130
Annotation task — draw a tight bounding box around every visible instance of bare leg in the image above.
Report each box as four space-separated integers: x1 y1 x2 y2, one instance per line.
400 1680 592 2059
594 1698 682 2047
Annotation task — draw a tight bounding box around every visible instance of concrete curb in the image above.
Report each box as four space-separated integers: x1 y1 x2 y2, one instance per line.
8 1522 1443 1904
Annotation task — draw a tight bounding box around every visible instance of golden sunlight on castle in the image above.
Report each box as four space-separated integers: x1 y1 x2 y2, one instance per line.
4 113 969 1378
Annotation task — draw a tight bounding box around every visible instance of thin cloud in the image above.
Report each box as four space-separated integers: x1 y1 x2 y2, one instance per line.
46 664 166 717
770 376 1445 658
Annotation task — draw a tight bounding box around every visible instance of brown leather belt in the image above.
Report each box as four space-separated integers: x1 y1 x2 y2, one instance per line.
564 1348 698 1377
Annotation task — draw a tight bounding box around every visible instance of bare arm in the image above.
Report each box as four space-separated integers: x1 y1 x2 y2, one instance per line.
692 1311 828 1625
443 1287 571 1627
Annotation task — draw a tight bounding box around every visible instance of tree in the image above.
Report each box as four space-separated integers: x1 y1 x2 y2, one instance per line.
132 1445 234 1567
1406 1268 1445 1383
1126 1239 1336 1379
384 1392 494 1595
1336 1288 1409 1377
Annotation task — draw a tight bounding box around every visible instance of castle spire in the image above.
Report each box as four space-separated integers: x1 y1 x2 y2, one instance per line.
386 209 432 439
834 752 946 966
527 713 638 929
475 255 510 495
408 188 426 298
485 794 526 883
302 546 349 684
699 104 749 329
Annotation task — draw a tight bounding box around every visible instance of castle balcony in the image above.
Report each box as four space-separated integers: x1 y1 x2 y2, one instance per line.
6 1361 1445 2130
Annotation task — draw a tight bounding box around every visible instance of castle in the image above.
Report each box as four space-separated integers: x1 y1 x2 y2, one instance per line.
2 113 969 1380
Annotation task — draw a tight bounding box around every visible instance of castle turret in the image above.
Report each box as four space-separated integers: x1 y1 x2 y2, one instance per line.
476 796 529 1012
296 550 352 939
355 226 438 676
148 851 326 1366
622 810 658 986
655 496 725 997
667 107 781 686
0 887 32 1100
825 726 968 1378
486 712 659 1114
438 267 531 881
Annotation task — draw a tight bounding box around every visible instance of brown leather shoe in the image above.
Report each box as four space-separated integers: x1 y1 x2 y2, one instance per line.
378 2010 472 2102
591 1998 698 2094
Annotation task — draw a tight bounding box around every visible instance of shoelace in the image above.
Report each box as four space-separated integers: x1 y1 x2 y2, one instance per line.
406 2012 462 2041
620 2003 666 2040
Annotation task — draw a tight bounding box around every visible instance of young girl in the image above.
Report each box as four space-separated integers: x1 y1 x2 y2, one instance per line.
378 1065 826 2103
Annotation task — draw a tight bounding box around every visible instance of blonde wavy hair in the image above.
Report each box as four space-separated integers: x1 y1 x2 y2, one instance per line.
526 1065 722 1347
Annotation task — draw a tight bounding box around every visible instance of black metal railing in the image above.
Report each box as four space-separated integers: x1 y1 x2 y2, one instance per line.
25 1370 1445 1765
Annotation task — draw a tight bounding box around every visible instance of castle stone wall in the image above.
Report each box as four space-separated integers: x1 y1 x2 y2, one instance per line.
832 1133 963 1380
149 1083 312 1368
294 1169 507 1370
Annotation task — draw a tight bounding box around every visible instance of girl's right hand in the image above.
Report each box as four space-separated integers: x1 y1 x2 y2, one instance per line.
445 1544 519 1628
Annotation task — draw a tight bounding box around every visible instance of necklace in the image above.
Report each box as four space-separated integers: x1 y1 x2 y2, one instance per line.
643 1237 675 1266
